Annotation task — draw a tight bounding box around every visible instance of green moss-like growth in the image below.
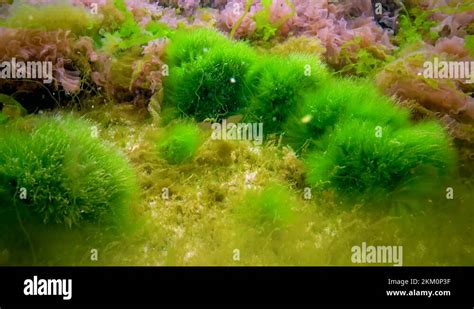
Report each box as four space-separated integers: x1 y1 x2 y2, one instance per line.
106 47 143 95
252 0 295 42
0 115 138 228
156 121 202 164
98 0 171 53
165 28 232 67
244 53 330 134
0 2 98 35
466 35 474 57
0 113 7 125
395 8 439 49
284 78 411 153
164 34 257 121
305 119 456 202
0 94 28 119
234 184 296 231
270 36 326 57
335 37 394 77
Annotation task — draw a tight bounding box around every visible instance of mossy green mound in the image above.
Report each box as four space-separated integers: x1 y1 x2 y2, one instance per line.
165 28 232 67
0 113 7 125
164 34 257 121
244 53 330 134
0 115 138 228
305 119 456 202
284 78 411 153
234 184 296 231
0 1 99 35
156 121 202 164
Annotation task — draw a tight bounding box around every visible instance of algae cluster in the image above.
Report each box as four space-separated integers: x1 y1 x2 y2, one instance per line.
0 0 473 266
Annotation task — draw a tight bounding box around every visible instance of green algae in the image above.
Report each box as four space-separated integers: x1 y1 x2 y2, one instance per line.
0 1 99 35
156 121 203 164
284 78 411 153
305 119 456 204
0 115 138 227
0 103 471 266
164 31 257 121
244 53 330 135
0 0 473 267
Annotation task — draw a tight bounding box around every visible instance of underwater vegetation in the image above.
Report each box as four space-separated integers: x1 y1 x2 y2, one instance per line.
0 115 137 227
0 1 99 35
0 113 139 263
164 28 231 67
156 121 203 164
244 53 329 134
234 183 296 231
164 31 257 121
305 119 456 202
284 78 411 152
0 27 97 109
0 0 473 266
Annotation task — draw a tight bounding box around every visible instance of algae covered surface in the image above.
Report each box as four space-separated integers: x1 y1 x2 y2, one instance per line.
0 0 473 266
